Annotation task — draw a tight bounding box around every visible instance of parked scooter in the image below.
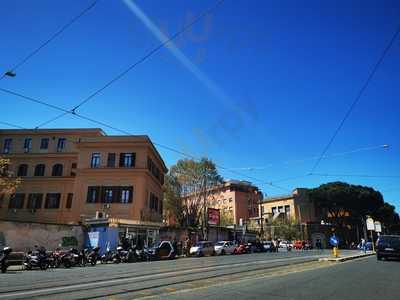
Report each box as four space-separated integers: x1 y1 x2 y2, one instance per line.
118 247 136 263
0 247 12 273
24 246 48 270
101 246 114 264
85 246 100 266
59 248 84 268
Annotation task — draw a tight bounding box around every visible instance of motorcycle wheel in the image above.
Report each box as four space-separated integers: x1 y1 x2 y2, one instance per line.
91 260 96 266
40 263 48 270
25 264 32 270
1 264 7 273
63 260 72 268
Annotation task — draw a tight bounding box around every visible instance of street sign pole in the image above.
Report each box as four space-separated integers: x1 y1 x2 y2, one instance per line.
366 217 376 252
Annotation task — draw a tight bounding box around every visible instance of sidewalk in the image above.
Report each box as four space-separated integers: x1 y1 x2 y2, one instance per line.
318 251 375 262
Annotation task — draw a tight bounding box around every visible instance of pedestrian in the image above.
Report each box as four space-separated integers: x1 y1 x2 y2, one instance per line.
361 238 366 253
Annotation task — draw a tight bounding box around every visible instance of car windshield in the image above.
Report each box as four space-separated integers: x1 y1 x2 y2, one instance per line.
151 241 162 248
215 242 225 246
379 236 400 245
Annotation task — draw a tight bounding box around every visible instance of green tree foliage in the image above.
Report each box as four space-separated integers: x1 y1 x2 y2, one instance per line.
163 158 222 229
308 181 399 235
219 210 234 227
269 218 301 241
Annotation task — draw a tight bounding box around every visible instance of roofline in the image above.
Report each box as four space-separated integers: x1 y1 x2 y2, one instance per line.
0 128 106 135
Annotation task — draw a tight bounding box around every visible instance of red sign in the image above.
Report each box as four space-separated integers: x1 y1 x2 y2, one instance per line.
208 208 220 225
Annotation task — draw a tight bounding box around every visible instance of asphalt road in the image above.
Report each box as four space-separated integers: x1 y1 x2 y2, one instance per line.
0 250 377 300
155 256 400 300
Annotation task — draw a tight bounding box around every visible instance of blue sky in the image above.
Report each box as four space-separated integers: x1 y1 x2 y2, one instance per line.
1 0 399 209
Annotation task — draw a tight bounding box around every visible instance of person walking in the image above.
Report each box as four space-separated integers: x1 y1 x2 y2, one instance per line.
361 238 366 253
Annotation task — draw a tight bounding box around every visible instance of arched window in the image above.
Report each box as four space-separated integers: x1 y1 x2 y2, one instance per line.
34 164 45 176
17 164 28 177
52 164 63 176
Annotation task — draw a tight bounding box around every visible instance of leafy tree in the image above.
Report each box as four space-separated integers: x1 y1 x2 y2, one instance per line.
219 210 234 227
308 181 400 242
163 158 222 236
269 218 301 241
0 157 20 194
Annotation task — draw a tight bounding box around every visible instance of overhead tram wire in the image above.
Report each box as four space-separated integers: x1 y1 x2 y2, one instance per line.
0 0 99 81
309 23 400 175
310 173 400 179
0 88 289 192
36 0 226 128
226 144 390 171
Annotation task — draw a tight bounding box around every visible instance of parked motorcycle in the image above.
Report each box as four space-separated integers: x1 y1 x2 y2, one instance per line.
85 246 100 266
24 246 48 270
0 247 12 273
101 247 114 264
119 247 136 263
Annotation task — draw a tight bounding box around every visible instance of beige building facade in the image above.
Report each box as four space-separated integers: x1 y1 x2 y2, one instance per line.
0 128 167 232
260 188 319 225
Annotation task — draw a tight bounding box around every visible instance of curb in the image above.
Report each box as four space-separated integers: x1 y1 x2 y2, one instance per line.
318 252 375 262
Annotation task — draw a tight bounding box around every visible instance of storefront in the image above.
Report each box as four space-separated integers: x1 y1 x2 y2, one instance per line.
84 217 162 253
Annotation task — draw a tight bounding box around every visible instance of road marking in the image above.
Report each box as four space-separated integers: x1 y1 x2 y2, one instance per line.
134 260 338 299
0 255 324 299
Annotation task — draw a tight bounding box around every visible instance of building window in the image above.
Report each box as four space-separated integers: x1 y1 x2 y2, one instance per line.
17 164 28 177
52 164 63 176
3 138 12 153
278 206 284 213
107 153 116 168
91 153 101 168
147 157 162 183
27 194 43 209
229 198 233 202
272 207 277 215
45 193 60 209
23 138 32 153
261 206 264 214
66 193 73 209
149 193 159 212
57 138 66 152
8 194 25 209
87 186 100 203
71 163 77 169
120 153 135 168
120 187 133 204
40 138 49 150
285 205 290 217
102 187 114 203
34 164 45 176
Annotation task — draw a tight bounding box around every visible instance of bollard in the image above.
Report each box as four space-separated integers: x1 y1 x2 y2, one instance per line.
332 246 339 258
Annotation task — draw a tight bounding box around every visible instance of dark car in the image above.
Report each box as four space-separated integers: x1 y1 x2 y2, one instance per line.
146 241 176 260
376 235 400 261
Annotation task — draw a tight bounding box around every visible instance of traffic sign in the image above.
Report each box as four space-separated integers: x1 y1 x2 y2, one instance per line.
366 217 375 231
329 235 339 247
374 221 382 233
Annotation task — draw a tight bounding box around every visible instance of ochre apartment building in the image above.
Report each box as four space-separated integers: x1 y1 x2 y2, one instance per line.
0 128 167 245
260 188 319 224
206 180 263 225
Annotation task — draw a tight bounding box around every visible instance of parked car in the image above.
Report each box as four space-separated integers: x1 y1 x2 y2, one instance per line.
233 243 248 255
146 241 176 260
190 241 215 257
376 235 400 261
293 240 303 250
252 241 267 253
214 241 235 255
262 241 276 252
279 240 289 248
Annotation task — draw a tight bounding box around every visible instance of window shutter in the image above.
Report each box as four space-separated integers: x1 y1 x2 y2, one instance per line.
119 153 124 167
131 153 136 167
112 187 119 203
